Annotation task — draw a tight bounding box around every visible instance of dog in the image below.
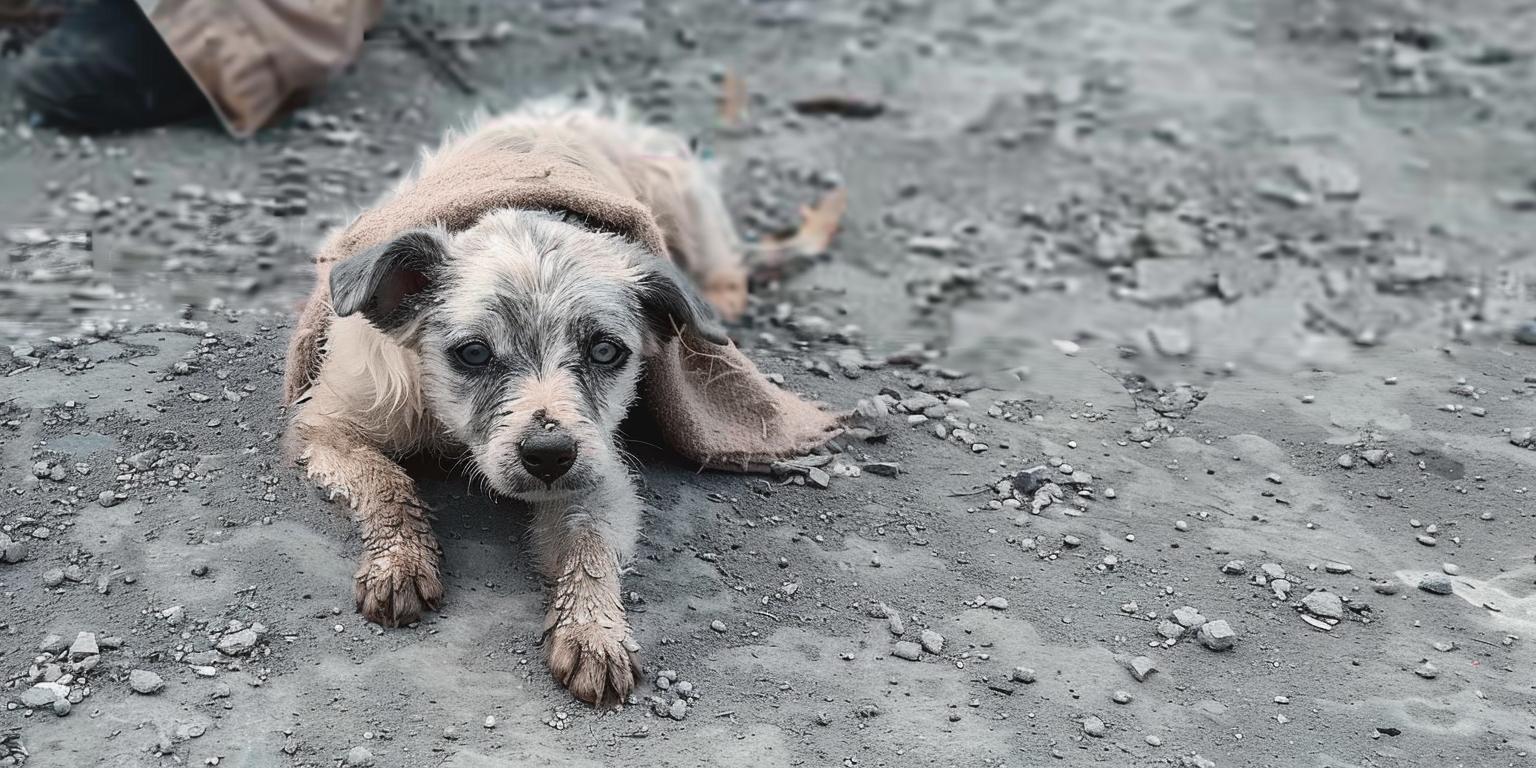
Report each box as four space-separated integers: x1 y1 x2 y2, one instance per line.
282 98 841 707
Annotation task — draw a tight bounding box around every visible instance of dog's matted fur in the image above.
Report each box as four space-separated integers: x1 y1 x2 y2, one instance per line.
282 98 840 706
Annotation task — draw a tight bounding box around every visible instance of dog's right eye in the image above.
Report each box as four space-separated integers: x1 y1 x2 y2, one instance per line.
453 341 493 367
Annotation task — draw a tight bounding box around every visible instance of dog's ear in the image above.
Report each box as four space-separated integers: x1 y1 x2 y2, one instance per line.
635 257 730 346
329 229 447 331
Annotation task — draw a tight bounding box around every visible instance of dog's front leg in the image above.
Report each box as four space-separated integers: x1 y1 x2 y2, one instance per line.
533 474 642 707
295 422 443 627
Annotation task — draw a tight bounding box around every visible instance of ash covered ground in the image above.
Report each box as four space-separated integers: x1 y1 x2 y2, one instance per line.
2 1 1535 767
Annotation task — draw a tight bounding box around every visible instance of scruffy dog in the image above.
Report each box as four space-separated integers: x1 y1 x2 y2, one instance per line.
281 100 838 706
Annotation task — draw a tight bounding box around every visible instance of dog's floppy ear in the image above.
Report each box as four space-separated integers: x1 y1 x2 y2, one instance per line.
635 257 730 346
329 229 447 331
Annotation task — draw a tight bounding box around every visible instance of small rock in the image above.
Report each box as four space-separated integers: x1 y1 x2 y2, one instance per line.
920 629 944 655
1197 620 1236 651
1112 690 1132 704
1171 607 1206 628
1220 560 1247 575
1441 563 1461 576
984 597 1008 610
69 632 98 658
217 628 260 656
129 669 164 694
1271 578 1293 600
709 620 727 633
1147 326 1194 358
1011 470 1043 496
20 683 66 709
1082 715 1107 738
1415 663 1439 680
1157 620 1186 641
806 467 830 488
1301 591 1344 620
1011 667 1036 684
892 641 923 661
1127 655 1158 682
344 746 375 767
1289 150 1361 200
668 699 688 720
1514 321 1536 346
42 568 66 587
1418 574 1454 595
0 533 27 563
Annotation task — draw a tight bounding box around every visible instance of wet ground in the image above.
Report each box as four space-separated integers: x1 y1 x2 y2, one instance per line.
2 1 1535 766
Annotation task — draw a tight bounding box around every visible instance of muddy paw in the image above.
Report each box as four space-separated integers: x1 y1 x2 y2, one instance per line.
701 271 748 322
354 546 443 627
545 622 642 707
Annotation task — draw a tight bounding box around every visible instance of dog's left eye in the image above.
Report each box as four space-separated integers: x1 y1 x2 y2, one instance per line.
588 340 625 366
454 341 493 367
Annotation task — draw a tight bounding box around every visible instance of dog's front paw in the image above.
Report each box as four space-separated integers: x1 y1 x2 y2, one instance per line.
546 621 641 707
354 543 443 627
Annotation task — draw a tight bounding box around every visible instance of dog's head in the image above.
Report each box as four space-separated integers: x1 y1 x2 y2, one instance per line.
328 210 727 500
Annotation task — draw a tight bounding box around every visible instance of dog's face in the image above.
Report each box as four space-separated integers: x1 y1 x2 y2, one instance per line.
328 210 726 500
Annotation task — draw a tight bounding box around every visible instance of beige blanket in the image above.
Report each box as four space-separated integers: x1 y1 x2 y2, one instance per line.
283 141 842 471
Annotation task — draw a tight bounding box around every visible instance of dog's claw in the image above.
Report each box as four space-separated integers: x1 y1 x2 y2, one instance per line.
354 547 443 627
546 623 641 707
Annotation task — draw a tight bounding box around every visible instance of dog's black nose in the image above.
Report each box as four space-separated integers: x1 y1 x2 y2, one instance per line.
519 432 577 483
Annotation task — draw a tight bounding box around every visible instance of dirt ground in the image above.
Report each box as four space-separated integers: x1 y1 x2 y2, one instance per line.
3 1 1535 766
